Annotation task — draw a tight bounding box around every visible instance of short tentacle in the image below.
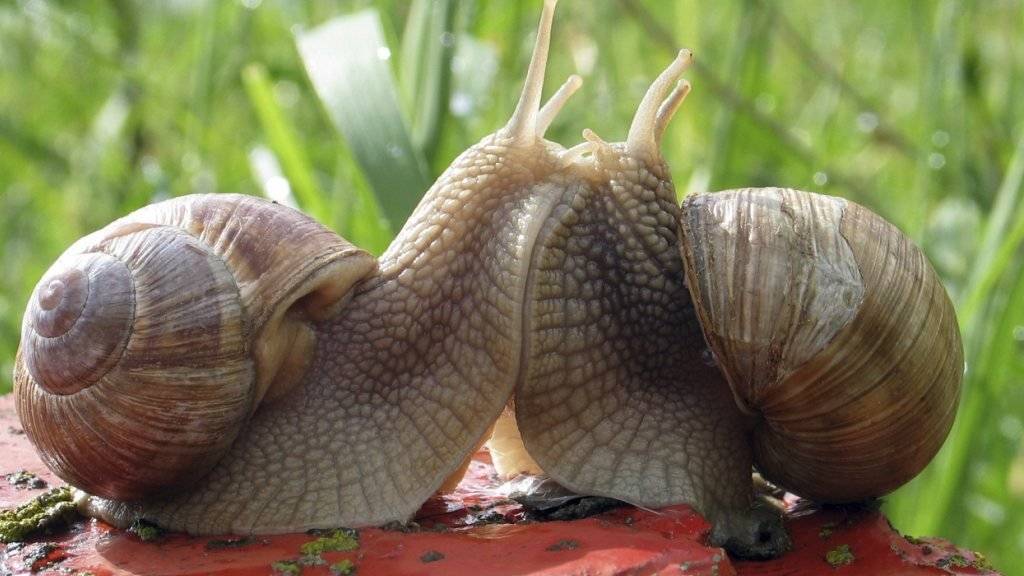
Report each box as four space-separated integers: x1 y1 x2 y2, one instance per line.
582 128 612 151
537 74 583 137
626 49 693 161
654 80 691 144
558 140 595 165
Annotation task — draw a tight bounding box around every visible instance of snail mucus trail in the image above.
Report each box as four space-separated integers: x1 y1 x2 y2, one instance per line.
13 0 962 561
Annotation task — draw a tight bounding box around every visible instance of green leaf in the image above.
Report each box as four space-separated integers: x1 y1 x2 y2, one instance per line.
398 0 457 161
959 133 1024 326
297 9 431 229
889 131 1024 539
242 63 327 220
331 153 393 256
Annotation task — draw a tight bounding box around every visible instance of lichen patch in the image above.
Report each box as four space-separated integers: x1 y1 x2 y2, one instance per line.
0 486 77 543
825 543 855 567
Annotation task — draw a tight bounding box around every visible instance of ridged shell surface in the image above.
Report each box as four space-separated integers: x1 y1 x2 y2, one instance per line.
679 188 963 501
16 226 252 500
14 194 377 500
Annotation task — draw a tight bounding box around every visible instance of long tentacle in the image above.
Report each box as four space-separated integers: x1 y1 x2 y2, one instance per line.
501 0 559 142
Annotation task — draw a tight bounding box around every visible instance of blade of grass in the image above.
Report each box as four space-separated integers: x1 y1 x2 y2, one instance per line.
959 214 1024 325
399 0 456 161
242 63 327 220
703 0 755 190
906 0 966 240
889 132 1024 538
185 0 218 161
398 0 429 105
297 9 432 229
431 32 498 165
332 152 393 256
942 262 1024 523
962 132 1024 321
249 145 300 208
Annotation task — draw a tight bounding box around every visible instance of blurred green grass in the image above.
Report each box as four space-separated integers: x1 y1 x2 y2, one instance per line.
1 0 1022 571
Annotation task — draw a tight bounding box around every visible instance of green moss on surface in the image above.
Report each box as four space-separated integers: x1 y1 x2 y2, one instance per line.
825 544 855 567
299 528 359 556
329 559 356 575
943 553 970 568
299 553 326 567
127 519 165 542
271 560 303 575
0 486 77 543
972 552 995 570
5 470 47 490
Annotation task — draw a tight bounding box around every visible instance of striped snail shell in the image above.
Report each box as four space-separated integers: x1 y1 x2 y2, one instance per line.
679 187 963 502
14 194 376 500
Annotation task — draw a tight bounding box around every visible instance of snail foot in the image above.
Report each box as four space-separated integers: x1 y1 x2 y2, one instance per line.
74 489 143 531
710 501 791 560
502 475 626 521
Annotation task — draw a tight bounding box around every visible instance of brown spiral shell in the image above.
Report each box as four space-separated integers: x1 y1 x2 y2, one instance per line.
14 194 376 500
679 188 963 502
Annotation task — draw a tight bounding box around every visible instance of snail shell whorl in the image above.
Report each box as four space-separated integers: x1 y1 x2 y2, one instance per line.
125 195 378 402
15 194 376 501
679 188 963 502
16 226 251 500
21 252 134 395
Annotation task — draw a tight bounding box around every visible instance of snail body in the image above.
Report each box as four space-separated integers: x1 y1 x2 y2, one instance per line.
13 0 961 559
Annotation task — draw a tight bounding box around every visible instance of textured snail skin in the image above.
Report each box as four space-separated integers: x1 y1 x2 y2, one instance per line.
72 135 781 551
513 143 767 538
488 28 791 556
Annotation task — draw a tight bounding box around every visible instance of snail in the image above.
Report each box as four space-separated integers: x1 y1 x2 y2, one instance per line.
485 8 961 555
12 0 962 560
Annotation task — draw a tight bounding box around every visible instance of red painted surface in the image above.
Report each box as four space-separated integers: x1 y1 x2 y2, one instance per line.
0 395 999 575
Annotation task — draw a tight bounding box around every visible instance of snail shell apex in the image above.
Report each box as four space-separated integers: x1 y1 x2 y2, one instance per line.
15 194 376 500
680 188 963 502
21 252 134 395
